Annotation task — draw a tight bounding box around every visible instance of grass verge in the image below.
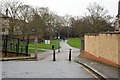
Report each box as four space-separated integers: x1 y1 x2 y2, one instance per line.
67 38 81 49
29 39 61 50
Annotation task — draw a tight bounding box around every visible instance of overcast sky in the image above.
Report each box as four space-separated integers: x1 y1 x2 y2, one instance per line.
19 0 118 17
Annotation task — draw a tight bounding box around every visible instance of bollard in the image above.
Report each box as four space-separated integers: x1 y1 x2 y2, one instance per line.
58 42 60 52
69 49 72 61
58 45 60 52
58 48 60 52
52 44 54 50
53 49 56 61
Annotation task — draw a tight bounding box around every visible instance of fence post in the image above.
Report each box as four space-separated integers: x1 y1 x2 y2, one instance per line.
25 46 28 56
16 39 20 56
69 49 72 61
16 44 18 56
53 49 56 61
18 39 19 52
26 39 29 56
4 35 8 57
3 40 5 51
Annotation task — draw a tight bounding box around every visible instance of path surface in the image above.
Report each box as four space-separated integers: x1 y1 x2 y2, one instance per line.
2 40 95 78
41 40 80 61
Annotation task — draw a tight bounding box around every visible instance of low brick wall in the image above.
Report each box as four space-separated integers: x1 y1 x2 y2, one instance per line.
81 32 120 67
80 51 120 68
2 51 31 57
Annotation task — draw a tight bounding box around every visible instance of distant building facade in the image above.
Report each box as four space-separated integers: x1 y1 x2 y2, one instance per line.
115 0 120 31
0 13 9 35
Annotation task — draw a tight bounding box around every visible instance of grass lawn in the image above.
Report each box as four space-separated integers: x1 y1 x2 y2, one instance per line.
6 47 44 54
28 48 45 54
29 39 61 50
2 39 60 54
67 38 81 49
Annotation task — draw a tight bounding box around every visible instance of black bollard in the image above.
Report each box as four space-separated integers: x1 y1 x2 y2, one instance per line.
58 48 60 52
69 49 72 61
53 49 56 61
58 42 60 52
52 44 54 50
58 45 60 52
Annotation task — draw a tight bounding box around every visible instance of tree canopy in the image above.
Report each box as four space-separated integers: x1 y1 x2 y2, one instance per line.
0 1 115 39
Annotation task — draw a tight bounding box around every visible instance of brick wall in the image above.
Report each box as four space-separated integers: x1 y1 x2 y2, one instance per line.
83 33 120 67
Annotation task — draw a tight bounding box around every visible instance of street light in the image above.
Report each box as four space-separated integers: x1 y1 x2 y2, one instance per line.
57 27 60 52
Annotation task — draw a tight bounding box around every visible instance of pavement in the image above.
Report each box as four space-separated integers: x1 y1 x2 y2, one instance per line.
74 55 120 80
1 39 119 79
2 61 95 78
43 40 119 79
1 40 96 78
40 40 80 61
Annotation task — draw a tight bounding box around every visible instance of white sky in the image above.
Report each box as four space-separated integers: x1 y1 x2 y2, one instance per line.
19 0 118 17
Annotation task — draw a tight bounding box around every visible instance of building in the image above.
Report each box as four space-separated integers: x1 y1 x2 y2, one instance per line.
115 0 120 31
0 13 9 35
0 13 3 34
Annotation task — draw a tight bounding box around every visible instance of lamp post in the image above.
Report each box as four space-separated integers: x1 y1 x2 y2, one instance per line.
57 27 60 52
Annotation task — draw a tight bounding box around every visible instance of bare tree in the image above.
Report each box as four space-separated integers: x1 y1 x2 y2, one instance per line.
17 5 34 36
85 2 113 33
0 0 23 35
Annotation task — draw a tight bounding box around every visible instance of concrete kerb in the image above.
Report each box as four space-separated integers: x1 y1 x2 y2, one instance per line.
74 57 109 80
75 61 119 80
1 50 53 61
75 60 108 80
1 57 37 61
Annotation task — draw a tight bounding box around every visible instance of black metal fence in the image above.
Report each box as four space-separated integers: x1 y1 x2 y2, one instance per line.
2 35 29 57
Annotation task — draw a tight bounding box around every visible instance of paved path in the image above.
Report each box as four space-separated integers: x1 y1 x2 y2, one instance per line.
75 56 119 79
2 40 95 78
41 40 80 61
